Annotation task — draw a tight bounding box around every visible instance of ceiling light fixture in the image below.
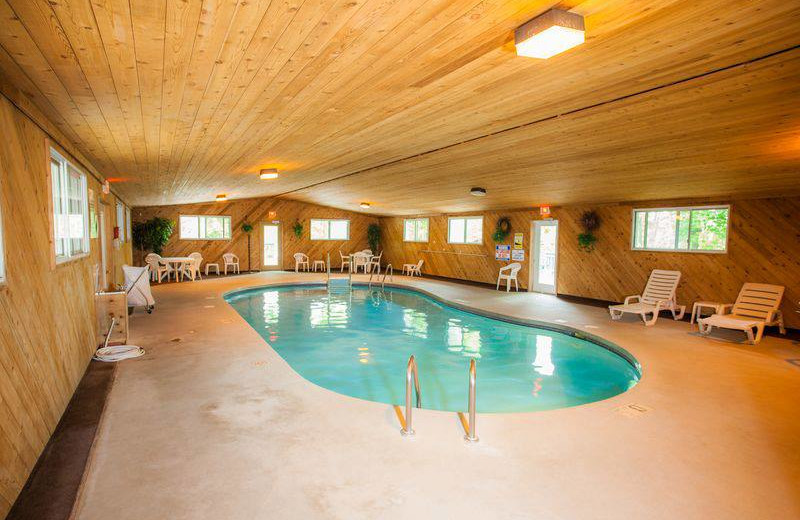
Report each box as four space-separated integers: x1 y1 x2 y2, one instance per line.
260 168 279 180
470 187 487 197
360 202 371 209
215 194 227 202
515 9 585 59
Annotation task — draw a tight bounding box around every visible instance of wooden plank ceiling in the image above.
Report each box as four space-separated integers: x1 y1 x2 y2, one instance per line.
0 0 798 214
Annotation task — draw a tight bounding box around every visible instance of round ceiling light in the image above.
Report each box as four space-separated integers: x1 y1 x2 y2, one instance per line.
470 187 487 197
260 168 279 180
360 202 371 209
215 194 228 202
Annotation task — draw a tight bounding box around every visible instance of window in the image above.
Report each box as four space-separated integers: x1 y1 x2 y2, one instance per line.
50 149 89 263
88 189 98 239
403 218 429 242
310 219 350 240
179 215 231 240
448 216 483 244
632 206 730 252
116 202 126 242
126 206 132 242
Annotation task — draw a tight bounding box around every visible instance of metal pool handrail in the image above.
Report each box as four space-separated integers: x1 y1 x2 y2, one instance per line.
368 264 394 289
400 355 422 436
464 359 479 442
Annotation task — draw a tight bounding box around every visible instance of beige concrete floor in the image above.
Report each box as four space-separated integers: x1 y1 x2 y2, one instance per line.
75 272 800 520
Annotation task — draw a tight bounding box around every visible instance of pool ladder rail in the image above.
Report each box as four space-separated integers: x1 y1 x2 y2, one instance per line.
398 355 479 442
400 355 422 436
326 253 353 293
368 264 393 289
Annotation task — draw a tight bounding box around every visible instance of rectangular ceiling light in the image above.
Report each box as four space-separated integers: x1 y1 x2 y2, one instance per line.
515 9 585 59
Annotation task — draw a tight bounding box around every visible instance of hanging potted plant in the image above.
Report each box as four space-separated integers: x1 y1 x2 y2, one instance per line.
578 210 600 252
292 220 303 238
242 221 254 271
492 217 511 243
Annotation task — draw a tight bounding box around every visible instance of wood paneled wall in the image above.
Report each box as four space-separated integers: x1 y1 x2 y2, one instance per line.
133 198 378 272
380 210 537 290
380 197 800 329
553 197 800 329
0 94 131 516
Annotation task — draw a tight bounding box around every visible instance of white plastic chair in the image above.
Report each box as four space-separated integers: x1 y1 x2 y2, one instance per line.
339 251 350 272
608 270 685 326
352 252 370 273
223 253 240 275
402 259 424 277
367 251 382 274
184 252 203 281
496 262 521 292
294 253 309 272
698 283 785 344
145 253 171 283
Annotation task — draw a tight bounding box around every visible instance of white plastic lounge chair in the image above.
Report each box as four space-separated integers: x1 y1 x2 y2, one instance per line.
223 253 240 274
184 252 203 281
144 253 171 283
293 253 309 272
608 269 685 326
698 283 785 344
367 252 382 274
402 260 424 277
496 262 521 292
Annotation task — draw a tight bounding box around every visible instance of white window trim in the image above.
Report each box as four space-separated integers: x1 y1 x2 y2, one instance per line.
50 148 90 264
179 214 232 241
310 219 350 241
403 218 429 243
447 216 483 245
0 174 5 284
630 204 731 254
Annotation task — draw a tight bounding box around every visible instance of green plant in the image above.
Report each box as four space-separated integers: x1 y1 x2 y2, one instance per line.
577 232 597 252
132 217 174 255
492 216 511 242
242 222 254 271
367 223 381 252
293 220 303 238
577 210 600 252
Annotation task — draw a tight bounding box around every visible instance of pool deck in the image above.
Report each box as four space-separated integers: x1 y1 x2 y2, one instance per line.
74 272 800 519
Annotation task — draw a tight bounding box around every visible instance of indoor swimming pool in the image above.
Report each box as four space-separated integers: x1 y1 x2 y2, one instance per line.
225 284 640 413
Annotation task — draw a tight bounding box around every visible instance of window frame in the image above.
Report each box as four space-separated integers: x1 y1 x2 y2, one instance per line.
50 148 90 264
447 216 483 245
0 172 5 284
310 219 350 241
403 218 430 243
630 205 731 254
178 214 232 241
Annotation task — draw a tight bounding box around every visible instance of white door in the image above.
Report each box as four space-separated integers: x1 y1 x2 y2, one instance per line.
262 223 281 269
531 220 558 294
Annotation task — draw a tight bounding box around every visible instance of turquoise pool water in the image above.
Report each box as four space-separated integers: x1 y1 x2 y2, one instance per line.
225 285 640 413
